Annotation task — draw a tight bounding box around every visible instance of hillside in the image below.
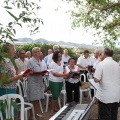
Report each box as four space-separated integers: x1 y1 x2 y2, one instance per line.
16 37 103 49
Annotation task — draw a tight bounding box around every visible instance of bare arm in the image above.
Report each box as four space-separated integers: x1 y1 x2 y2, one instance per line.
77 64 88 69
53 72 68 77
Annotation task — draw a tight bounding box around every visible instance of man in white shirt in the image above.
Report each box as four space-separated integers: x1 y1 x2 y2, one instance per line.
89 49 99 66
40 52 47 71
15 50 29 74
77 50 89 71
47 45 59 66
62 49 70 67
77 50 89 81
44 49 53 64
94 48 120 120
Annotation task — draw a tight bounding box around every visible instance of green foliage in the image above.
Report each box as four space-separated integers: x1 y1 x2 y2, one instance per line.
113 47 120 62
16 43 77 58
64 0 120 48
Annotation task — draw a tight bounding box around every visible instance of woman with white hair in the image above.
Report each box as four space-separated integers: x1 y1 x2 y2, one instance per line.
27 47 44 117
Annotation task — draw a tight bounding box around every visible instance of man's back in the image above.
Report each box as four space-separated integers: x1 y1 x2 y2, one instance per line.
95 57 120 103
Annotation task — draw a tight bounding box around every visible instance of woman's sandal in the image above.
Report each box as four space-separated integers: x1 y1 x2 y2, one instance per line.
36 114 42 118
49 111 54 116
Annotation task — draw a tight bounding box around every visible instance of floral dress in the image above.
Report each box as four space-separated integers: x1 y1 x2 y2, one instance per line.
0 58 16 96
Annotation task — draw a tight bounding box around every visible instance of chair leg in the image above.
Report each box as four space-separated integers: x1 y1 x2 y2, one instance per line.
39 100 43 113
24 109 28 120
58 97 61 109
63 93 66 106
45 96 49 112
89 89 92 100
31 105 36 120
80 92 82 104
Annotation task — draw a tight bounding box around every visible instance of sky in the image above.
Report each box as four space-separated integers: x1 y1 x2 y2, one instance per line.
0 0 97 45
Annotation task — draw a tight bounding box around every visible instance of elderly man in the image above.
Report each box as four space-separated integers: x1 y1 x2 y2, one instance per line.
62 49 70 66
94 48 120 120
15 49 28 74
89 49 99 66
44 49 53 64
26 51 31 60
47 45 59 66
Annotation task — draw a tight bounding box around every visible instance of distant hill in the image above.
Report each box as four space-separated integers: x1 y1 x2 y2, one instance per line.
16 37 103 49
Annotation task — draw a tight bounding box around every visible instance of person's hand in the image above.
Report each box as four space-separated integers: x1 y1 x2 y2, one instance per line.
85 65 89 68
29 71 34 75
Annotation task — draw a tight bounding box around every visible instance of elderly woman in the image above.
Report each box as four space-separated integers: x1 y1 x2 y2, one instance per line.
49 51 68 115
64 57 80 104
0 43 27 96
0 43 27 119
27 47 44 117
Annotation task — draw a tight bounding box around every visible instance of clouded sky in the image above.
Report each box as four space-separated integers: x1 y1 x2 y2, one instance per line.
0 0 97 45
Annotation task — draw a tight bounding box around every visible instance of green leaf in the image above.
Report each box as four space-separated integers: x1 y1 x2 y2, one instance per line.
34 27 39 32
4 6 12 9
13 29 16 34
7 11 18 21
8 22 12 26
11 99 19 111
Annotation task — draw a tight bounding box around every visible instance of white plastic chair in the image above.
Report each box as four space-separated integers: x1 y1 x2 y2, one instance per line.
16 80 36 120
22 78 28 98
44 77 61 112
60 82 66 106
0 94 24 120
44 92 61 112
79 74 92 104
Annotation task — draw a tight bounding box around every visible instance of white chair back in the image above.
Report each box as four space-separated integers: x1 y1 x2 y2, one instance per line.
0 94 24 120
17 80 24 97
80 74 86 82
22 79 28 97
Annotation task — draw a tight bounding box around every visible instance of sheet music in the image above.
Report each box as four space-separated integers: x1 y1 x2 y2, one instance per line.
88 79 99 90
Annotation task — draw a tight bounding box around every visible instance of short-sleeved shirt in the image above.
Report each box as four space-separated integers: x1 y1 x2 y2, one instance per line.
49 61 64 82
89 56 99 66
65 65 79 83
15 58 28 74
62 55 70 64
77 56 89 70
94 57 120 103
0 58 16 88
40 60 47 71
47 53 53 66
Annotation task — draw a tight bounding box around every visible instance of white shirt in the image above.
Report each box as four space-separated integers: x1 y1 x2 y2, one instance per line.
47 53 53 66
49 61 64 82
94 57 120 103
77 56 89 70
40 60 47 71
62 54 70 64
93 60 99 69
89 56 99 66
15 58 28 74
65 65 79 83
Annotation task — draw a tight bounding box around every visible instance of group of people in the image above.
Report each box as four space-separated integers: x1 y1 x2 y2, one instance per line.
0 43 120 120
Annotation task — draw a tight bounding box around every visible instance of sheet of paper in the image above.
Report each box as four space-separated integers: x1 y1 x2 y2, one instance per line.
88 79 99 90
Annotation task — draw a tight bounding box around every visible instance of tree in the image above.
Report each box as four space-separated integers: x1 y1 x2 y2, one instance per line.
64 0 120 48
0 0 42 74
